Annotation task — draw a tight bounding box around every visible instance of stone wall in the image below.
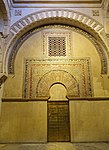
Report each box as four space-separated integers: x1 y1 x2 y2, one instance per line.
1 25 109 143
3 26 109 98
0 101 47 143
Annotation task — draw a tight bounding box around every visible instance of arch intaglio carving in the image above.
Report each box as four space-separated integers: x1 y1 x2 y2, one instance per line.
36 70 79 99
4 9 109 75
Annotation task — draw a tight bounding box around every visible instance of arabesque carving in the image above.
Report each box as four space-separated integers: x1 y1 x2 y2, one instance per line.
36 70 79 99
24 58 92 99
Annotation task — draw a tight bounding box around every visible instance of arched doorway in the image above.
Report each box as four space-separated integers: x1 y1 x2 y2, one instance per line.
48 83 70 142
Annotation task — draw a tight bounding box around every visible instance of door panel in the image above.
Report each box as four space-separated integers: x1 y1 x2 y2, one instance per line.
48 101 70 142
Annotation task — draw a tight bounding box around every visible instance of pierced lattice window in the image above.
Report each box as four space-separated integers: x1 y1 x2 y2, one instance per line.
48 37 66 56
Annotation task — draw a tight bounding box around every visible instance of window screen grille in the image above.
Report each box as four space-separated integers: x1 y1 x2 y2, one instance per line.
48 37 66 56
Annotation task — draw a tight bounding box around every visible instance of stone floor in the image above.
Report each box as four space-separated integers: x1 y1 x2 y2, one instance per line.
0 142 109 150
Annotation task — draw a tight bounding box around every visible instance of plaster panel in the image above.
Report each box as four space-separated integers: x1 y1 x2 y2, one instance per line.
0 101 47 143
70 100 109 142
73 31 101 75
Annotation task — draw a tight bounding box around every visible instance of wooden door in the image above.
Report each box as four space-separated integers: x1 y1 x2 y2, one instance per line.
48 101 70 142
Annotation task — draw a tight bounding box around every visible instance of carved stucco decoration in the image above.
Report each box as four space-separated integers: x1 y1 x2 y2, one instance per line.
4 9 109 74
9 9 104 37
24 58 92 99
36 70 79 99
7 25 108 75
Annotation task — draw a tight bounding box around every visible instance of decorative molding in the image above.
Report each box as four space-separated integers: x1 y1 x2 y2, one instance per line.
12 0 103 4
10 9 104 37
37 70 79 99
23 58 93 99
15 10 22 16
92 10 99 16
2 97 109 102
4 9 108 75
8 25 108 74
